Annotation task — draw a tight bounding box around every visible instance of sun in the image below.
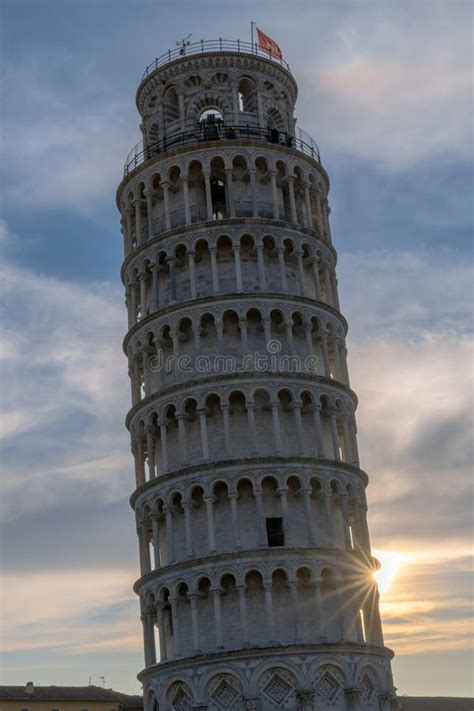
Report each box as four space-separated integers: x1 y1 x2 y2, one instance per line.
372 550 404 595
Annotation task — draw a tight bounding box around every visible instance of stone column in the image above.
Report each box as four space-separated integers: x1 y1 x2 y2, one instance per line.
129 281 138 326
156 604 168 661
313 405 325 457
151 514 161 569
181 175 191 225
312 258 322 300
271 400 283 454
203 171 213 220
313 579 323 639
209 246 219 294
293 402 304 454
167 257 177 303
189 593 201 653
222 403 231 455
320 332 331 377
289 580 300 642
297 691 315 711
256 241 266 290
134 200 143 246
199 407 210 460
340 495 353 549
229 492 241 548
170 597 181 657
277 246 288 291
264 582 275 642
232 84 240 124
330 269 341 311
240 318 249 354
159 421 168 473
287 176 297 223
177 413 186 464
285 319 294 354
162 182 171 231
323 263 333 307
254 488 267 546
342 415 353 464
226 169 236 218
146 426 156 479
270 171 279 219
212 588 224 648
145 190 154 240
246 401 257 454
279 487 289 537
302 487 315 544
142 608 156 667
124 208 133 250
183 500 193 557
304 182 313 229
187 250 197 299
150 265 159 312
164 505 174 564
330 411 341 461
133 436 146 487
249 170 258 217
324 489 335 546
233 244 243 291
296 249 306 296
204 495 217 553
139 524 151 575
237 584 249 645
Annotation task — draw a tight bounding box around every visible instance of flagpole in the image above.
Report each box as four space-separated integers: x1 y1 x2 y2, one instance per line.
251 21 255 53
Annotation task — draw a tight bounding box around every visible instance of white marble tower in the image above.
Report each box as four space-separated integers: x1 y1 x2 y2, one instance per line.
116 38 397 711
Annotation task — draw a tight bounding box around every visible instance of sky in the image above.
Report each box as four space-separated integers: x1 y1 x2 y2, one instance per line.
0 0 473 698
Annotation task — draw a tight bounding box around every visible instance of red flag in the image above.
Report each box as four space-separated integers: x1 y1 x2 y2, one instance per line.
256 28 282 60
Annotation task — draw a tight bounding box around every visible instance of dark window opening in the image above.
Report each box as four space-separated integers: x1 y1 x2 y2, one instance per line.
266 517 284 547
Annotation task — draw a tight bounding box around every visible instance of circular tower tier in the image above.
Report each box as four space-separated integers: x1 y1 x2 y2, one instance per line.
117 39 397 711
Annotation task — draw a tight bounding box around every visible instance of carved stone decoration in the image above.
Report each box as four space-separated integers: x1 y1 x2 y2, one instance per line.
173 686 193 711
315 670 341 702
262 672 293 705
362 673 376 703
210 679 239 709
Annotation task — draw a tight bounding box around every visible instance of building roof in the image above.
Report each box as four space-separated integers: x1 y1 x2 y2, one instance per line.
0 685 137 703
399 698 474 711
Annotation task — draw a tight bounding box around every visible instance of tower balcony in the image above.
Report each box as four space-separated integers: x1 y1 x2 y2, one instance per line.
124 123 321 177
140 37 292 81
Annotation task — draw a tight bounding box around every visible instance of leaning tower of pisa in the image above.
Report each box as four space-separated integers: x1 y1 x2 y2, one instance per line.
116 38 398 711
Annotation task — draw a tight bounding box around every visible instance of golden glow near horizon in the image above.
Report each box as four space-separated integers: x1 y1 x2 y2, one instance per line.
373 550 404 595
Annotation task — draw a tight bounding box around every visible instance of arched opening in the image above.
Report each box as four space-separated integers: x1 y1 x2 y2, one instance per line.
238 77 257 113
210 157 227 219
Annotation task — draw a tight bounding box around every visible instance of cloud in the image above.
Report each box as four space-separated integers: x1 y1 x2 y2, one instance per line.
1 58 135 212
0 250 131 521
297 2 472 171
1 568 138 651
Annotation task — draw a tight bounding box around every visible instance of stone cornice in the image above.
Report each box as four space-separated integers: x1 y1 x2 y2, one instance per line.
133 545 376 594
122 292 348 353
125 372 358 429
137 642 395 682
129 456 368 509
116 138 329 208
120 220 336 280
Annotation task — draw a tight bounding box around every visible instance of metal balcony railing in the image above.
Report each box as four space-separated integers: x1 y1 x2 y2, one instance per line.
132 200 313 248
124 124 321 177
141 38 292 81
